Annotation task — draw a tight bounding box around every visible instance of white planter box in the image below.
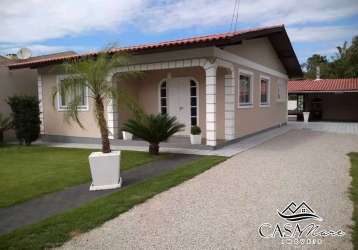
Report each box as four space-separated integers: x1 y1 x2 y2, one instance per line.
89 151 122 191
122 131 133 140
190 134 202 145
303 112 310 123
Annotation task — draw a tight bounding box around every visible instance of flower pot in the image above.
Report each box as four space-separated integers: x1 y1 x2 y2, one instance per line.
303 112 310 123
89 151 122 191
122 131 133 140
190 134 202 145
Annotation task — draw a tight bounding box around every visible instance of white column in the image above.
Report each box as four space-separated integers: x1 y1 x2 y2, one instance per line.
224 73 236 140
204 62 217 146
37 75 44 135
106 74 119 139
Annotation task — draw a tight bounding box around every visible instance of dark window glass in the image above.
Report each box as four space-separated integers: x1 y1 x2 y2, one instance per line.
161 98 166 107
190 80 196 87
161 81 166 88
191 97 197 106
191 117 197 126
190 87 196 96
160 88 166 97
161 107 167 114
191 107 197 116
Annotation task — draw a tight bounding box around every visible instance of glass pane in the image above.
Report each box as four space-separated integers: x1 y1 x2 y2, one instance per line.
190 87 196 97
161 81 166 88
260 80 268 104
191 97 197 106
190 80 196 87
160 88 166 97
161 107 167 114
239 75 251 104
161 98 166 107
191 117 197 126
191 107 197 116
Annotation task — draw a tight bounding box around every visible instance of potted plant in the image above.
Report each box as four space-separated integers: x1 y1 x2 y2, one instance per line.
303 111 310 123
0 114 13 144
190 125 202 144
123 113 184 155
122 130 133 140
53 49 138 191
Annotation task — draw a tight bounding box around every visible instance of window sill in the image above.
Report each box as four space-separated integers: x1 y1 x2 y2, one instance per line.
58 106 89 112
276 99 286 103
260 104 270 108
238 104 253 109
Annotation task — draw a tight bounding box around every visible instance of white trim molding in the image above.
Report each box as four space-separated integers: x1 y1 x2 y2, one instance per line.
238 69 254 109
37 75 44 134
259 74 271 107
224 73 236 140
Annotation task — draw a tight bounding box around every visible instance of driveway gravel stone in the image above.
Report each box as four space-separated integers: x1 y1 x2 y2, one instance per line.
59 130 358 249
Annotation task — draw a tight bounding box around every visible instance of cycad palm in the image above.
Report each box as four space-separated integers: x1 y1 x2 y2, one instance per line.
123 113 185 155
53 49 138 153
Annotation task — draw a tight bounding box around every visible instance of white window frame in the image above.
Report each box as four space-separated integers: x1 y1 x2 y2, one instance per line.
238 69 254 108
277 79 287 103
56 75 89 112
259 75 271 107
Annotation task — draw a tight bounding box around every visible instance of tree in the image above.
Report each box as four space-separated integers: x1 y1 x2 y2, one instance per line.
0 114 13 144
7 96 41 145
122 113 185 155
301 54 330 79
53 50 138 153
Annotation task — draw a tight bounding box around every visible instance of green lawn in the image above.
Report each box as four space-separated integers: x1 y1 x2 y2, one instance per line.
0 155 226 250
0 145 166 208
349 152 358 249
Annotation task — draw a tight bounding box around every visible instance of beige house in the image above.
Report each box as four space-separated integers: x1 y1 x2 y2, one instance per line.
0 56 37 140
8 25 302 147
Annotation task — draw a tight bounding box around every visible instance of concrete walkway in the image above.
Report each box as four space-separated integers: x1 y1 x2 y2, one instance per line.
0 154 200 235
59 130 358 249
38 125 292 157
290 121 358 135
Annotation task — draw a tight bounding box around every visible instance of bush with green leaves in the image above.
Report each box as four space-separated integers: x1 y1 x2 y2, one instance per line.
0 114 13 144
123 113 185 155
7 96 41 145
191 125 201 135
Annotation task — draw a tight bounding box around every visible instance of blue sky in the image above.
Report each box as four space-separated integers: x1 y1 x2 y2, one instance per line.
1 0 358 63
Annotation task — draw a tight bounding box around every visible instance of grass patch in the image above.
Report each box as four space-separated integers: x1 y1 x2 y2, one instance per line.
349 152 358 249
0 155 226 250
0 145 166 208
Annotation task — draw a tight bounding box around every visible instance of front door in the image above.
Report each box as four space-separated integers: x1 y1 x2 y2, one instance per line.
167 78 191 135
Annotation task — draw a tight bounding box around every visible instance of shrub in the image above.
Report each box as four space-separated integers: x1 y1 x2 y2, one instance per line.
7 96 41 145
123 113 185 155
191 125 201 135
0 114 13 144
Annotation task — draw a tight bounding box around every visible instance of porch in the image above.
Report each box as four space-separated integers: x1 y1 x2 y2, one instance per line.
106 58 236 147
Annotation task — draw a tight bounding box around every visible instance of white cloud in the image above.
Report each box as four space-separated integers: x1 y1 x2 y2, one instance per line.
0 0 144 43
287 25 358 42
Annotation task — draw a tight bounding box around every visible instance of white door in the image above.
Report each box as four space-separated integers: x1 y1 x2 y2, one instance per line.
167 78 191 135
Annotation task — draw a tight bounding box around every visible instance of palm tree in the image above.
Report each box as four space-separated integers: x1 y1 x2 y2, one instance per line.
0 114 13 144
53 49 139 153
122 113 185 155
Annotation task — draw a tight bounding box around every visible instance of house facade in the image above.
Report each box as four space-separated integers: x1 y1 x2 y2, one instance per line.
288 78 358 122
8 25 302 147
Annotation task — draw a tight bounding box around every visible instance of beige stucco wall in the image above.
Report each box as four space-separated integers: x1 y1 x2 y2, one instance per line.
39 67 102 138
0 64 37 140
233 63 287 138
224 37 287 74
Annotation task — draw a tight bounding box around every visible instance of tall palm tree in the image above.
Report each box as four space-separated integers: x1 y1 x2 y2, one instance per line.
53 50 139 153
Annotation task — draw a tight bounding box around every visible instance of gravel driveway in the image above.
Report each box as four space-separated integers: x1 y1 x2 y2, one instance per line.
59 129 358 250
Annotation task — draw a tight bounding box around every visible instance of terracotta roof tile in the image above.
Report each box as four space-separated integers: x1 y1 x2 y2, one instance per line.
288 78 358 92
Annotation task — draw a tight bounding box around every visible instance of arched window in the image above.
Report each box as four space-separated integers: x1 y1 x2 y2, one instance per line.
160 81 167 114
190 80 198 126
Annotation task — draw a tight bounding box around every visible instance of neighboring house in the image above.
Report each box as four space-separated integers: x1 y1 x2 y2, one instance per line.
8 25 302 147
288 78 358 122
0 56 37 140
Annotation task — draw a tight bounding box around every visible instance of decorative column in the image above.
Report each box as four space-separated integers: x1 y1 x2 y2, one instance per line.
224 72 236 140
204 61 217 146
106 74 119 139
37 75 44 135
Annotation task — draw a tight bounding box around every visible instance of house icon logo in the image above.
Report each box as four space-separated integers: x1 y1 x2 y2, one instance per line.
277 201 323 222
